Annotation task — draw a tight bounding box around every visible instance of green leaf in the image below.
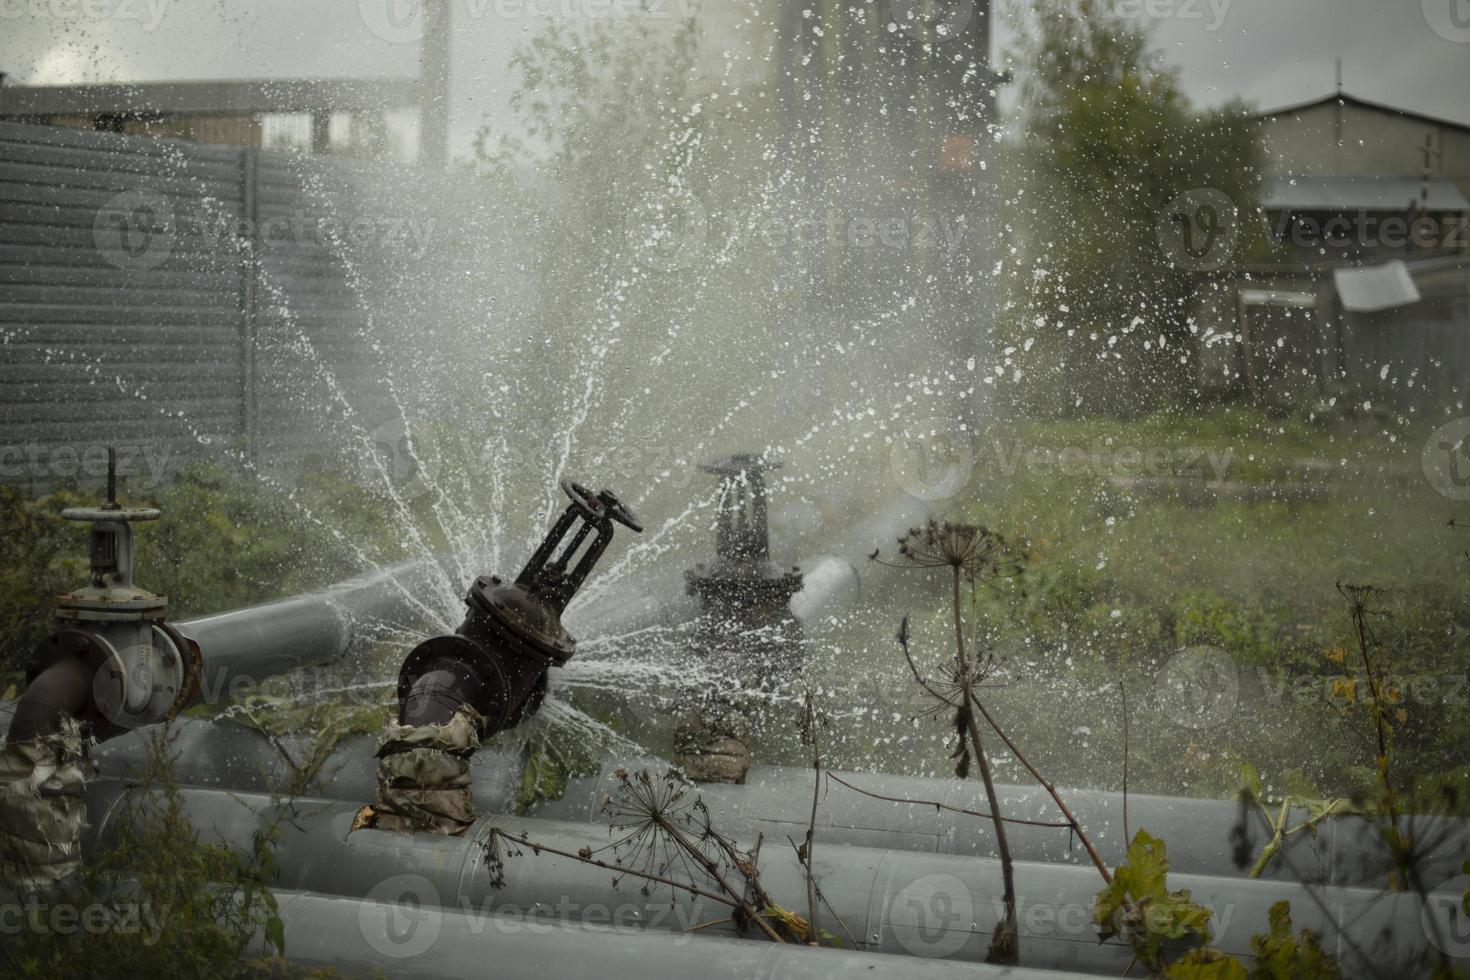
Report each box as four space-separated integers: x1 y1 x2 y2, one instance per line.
1163 946 1249 979
1093 830 1215 968
264 913 286 955
1249 901 1342 979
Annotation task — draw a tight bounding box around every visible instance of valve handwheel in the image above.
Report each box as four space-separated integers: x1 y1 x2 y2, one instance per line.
559 479 642 532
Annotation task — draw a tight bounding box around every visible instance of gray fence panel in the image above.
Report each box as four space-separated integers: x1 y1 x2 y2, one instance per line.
0 120 537 492
0 123 420 488
0 122 247 485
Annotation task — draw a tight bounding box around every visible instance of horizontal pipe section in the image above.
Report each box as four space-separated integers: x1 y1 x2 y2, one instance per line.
44 706 1462 894
84 782 1450 977
261 889 1085 980
175 556 453 702
537 761 1470 894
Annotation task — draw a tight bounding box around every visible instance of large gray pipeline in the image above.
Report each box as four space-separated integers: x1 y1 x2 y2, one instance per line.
175 556 456 703
538 761 1470 894
84 782 1453 977
262 889 1084 980
43 707 1463 893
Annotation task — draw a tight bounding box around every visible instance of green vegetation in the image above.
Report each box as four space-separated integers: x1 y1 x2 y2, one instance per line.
0 462 418 688
0 726 331 979
760 405 1468 806
1093 830 1342 978
997 0 1265 415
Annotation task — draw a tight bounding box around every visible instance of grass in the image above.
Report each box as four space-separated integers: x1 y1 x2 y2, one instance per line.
750 406 1470 805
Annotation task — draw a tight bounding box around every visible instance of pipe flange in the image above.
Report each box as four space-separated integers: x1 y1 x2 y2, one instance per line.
157 621 203 720
28 628 125 738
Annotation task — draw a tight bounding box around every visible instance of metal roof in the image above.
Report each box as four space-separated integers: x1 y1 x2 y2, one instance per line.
1256 91 1470 133
1262 173 1470 212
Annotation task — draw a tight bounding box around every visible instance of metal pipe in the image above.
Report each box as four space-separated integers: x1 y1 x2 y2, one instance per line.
18 705 1461 893
256 889 1087 979
6 659 92 743
539 760 1470 893
176 556 452 703
83 782 1449 976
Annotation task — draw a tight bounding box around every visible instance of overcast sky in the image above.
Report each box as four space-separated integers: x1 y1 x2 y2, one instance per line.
1 0 1466 161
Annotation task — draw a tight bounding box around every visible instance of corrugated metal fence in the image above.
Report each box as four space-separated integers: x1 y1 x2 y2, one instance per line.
0 120 515 490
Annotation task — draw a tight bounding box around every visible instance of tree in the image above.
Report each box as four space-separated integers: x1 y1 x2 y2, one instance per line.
996 0 1263 416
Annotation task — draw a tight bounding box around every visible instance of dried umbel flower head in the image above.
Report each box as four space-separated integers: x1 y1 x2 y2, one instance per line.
875 520 1018 583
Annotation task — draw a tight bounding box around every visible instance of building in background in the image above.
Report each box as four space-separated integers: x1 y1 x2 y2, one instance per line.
1198 91 1469 412
0 78 419 159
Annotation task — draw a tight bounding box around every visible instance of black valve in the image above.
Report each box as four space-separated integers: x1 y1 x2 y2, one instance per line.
396 480 642 736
